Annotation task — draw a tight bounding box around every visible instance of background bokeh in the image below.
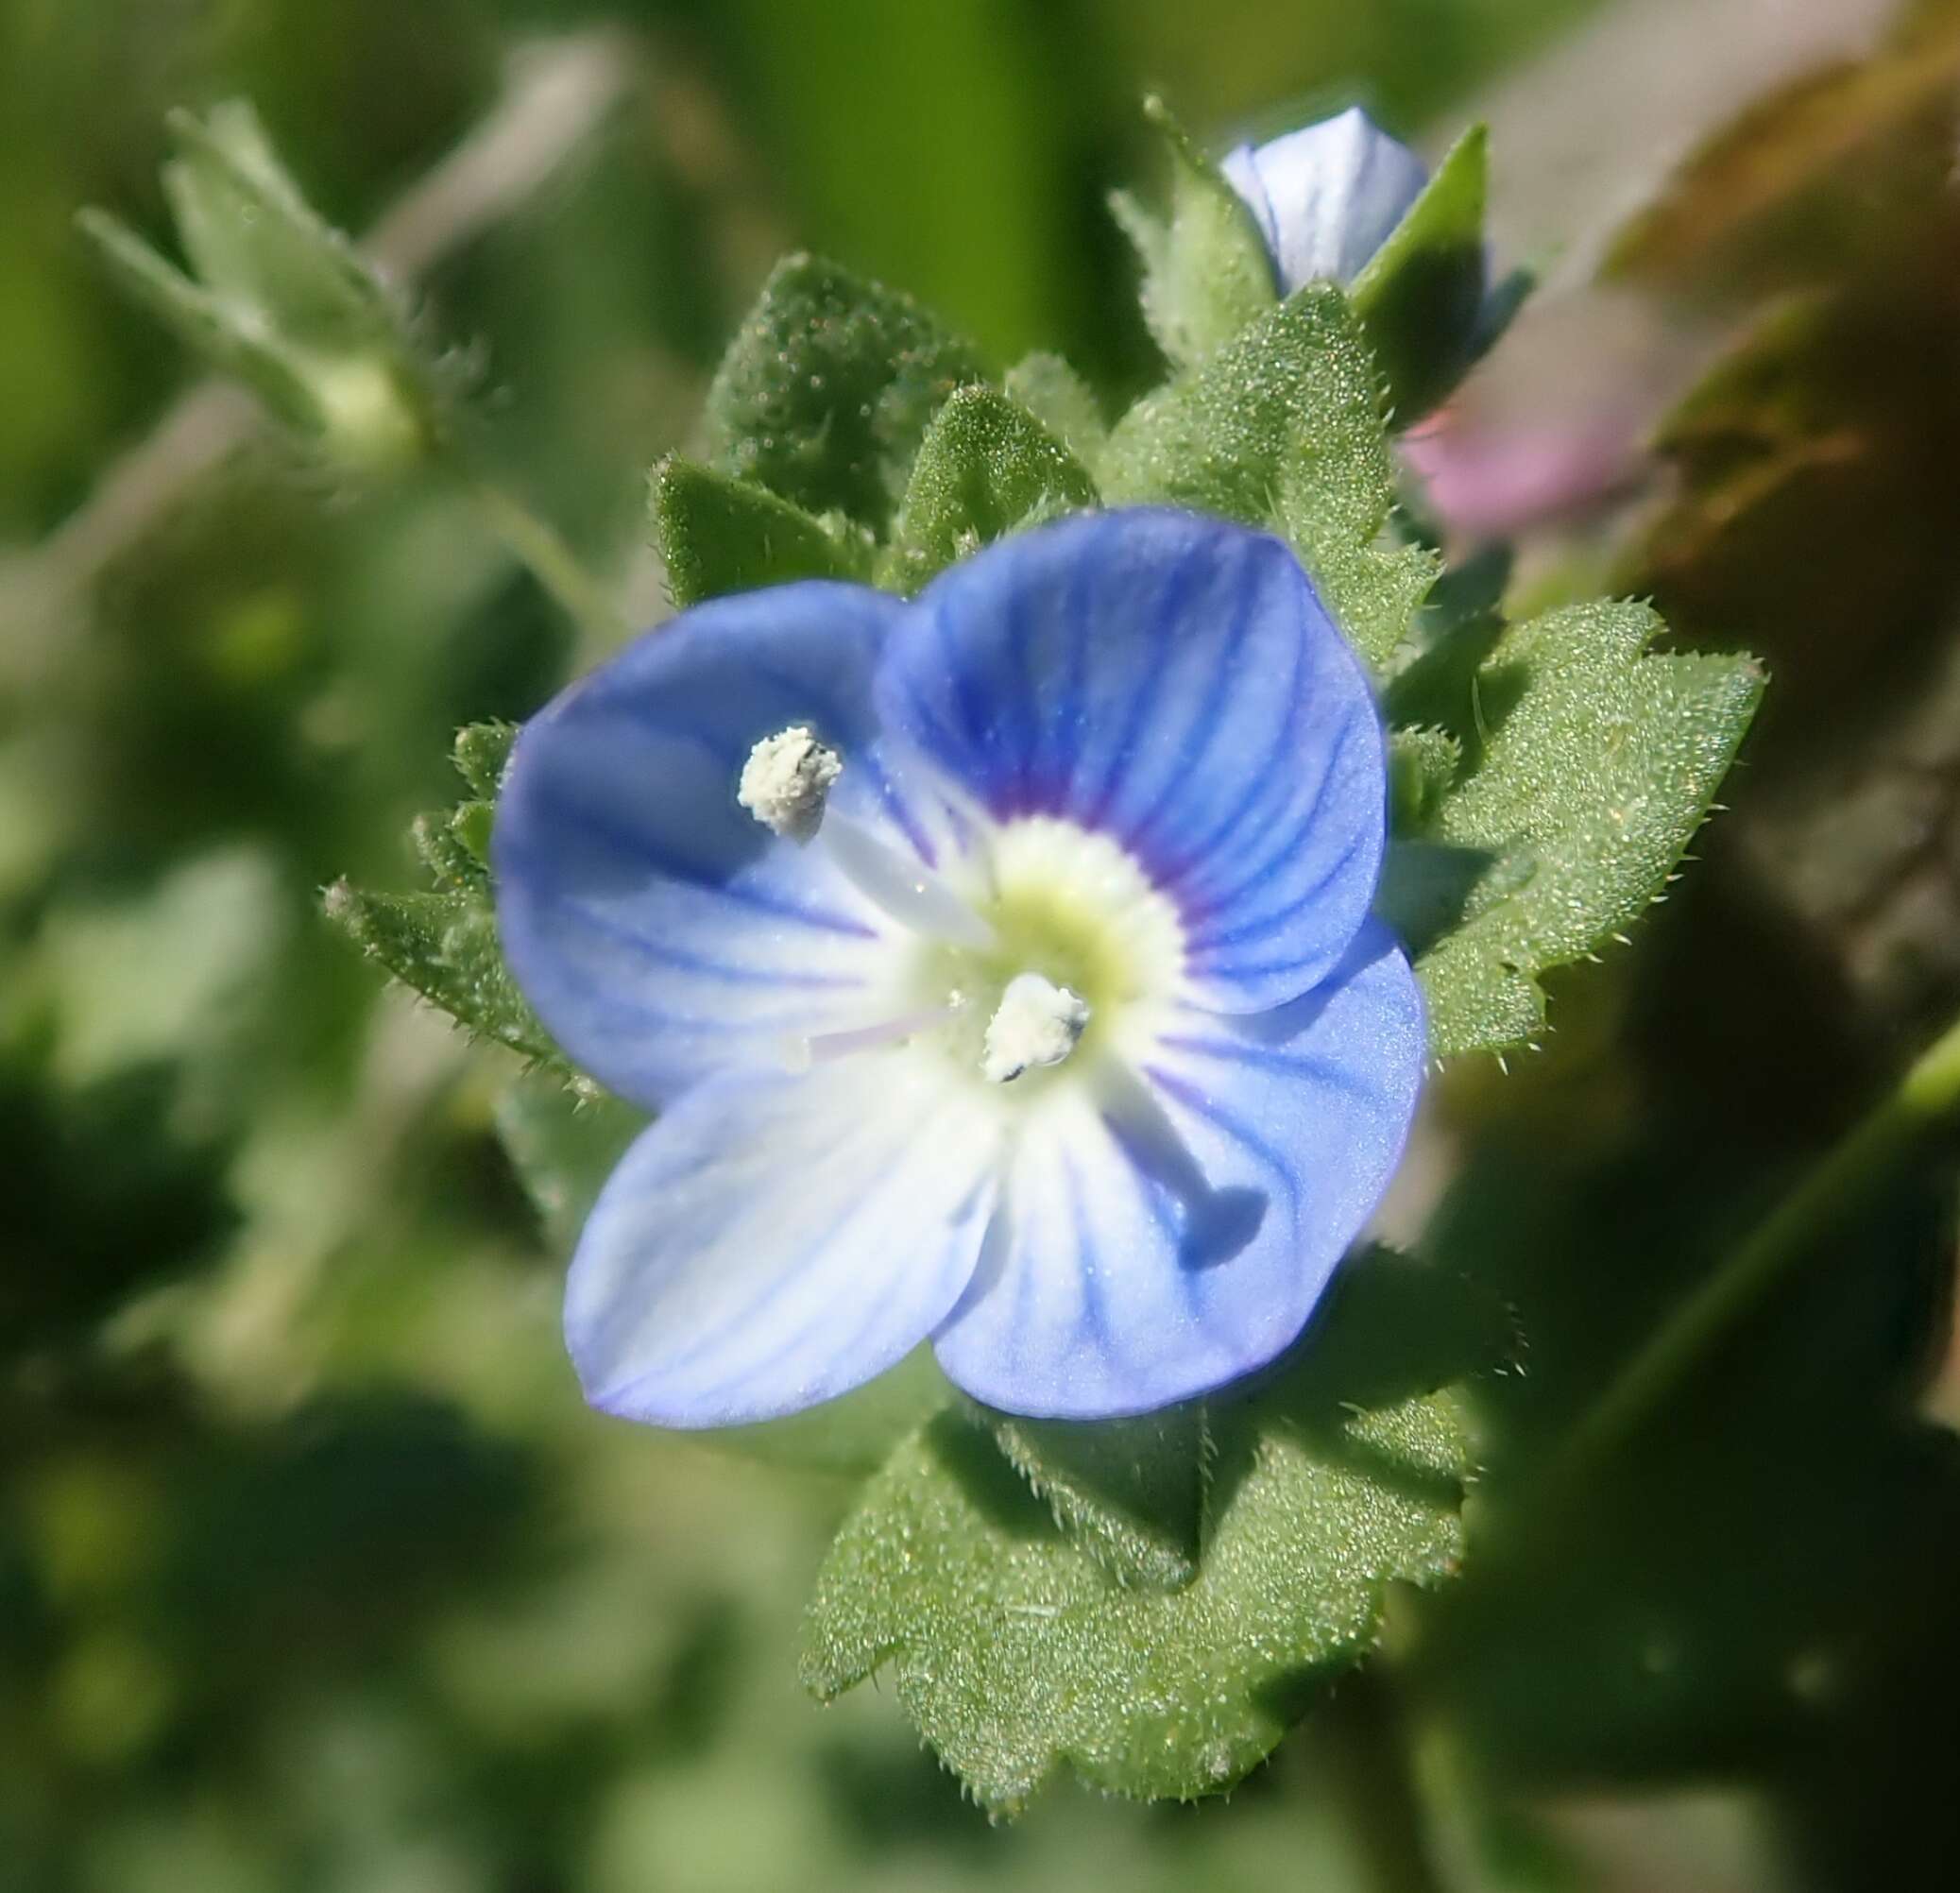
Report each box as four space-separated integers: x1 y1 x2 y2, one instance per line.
5 1 1958 1888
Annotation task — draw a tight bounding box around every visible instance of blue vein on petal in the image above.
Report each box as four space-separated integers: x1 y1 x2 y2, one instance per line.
1187 824 1372 956
1062 1149 1118 1357
1083 539 1206 830
1053 540 1095 807
556 897 871 987
512 803 877 939
932 585 993 759
1156 609 1311 885
1003 581 1042 806
596 1090 970 1410
1122 537 1263 854
1145 1066 1305 1227
1156 1030 1374 1100
1189 715 1356 909
1181 751 1367 943
1096 1106 1208 1321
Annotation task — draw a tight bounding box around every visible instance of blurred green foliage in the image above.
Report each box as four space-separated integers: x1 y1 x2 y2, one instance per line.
8 0 1960 1888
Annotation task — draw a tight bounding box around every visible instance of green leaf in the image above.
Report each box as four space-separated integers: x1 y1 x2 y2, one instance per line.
410 809 487 892
650 456 873 605
160 100 389 350
720 1349 958 1481
1376 841 1518 963
1389 725 1463 832
1110 96 1278 369
323 883 563 1068
704 253 990 537
79 102 432 470
1101 284 1438 667
986 1403 1209 1591
879 385 1099 592
326 721 563 1062
1349 125 1491 426
1410 601 1764 1057
452 721 515 801
1003 351 1108 470
494 1067 648 1257
76 208 322 435
803 1250 1486 1814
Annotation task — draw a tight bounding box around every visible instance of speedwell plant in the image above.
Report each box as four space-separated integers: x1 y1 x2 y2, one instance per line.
91 97 1762 1812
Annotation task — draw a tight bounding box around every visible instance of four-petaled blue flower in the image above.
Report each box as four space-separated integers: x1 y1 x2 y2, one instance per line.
1222 106 1429 295
493 509 1424 1425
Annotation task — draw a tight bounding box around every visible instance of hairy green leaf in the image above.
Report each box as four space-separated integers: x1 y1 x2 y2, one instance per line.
724 1350 958 1481
323 883 561 1066
1350 125 1491 426
494 1068 648 1257
327 723 559 1066
1409 601 1764 1057
650 456 872 605
1003 350 1108 469
77 208 324 437
1101 284 1437 666
803 1251 1486 1813
1389 725 1464 832
161 100 390 348
452 721 515 800
410 808 487 892
79 101 433 470
986 1402 1209 1590
1110 95 1277 369
880 384 1098 592
705 252 989 536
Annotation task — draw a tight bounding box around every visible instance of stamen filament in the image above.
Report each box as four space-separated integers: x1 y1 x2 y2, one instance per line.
819 812 996 950
780 1001 964 1073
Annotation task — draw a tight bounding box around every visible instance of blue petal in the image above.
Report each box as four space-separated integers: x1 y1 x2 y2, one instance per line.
880 509 1388 1011
1221 107 1428 293
929 926 1423 1419
494 583 938 1108
567 1053 1004 1427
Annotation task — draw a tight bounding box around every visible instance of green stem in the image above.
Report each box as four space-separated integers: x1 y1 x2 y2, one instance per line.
1326 1668 1446 1893
463 468 627 647
1540 1006 1960 1501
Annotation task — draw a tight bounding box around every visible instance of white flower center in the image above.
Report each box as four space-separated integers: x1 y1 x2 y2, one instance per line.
738 725 841 842
739 734 1185 1094
981 974 1091 1083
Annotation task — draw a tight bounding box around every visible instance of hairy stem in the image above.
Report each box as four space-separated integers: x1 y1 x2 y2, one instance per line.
1325 1666 1446 1893
460 467 628 647
1542 1005 1960 1500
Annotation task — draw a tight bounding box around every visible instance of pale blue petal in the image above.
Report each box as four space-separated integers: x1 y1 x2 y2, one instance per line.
930 926 1423 1419
568 1052 1004 1427
494 584 938 1109
1222 107 1428 293
880 509 1388 1012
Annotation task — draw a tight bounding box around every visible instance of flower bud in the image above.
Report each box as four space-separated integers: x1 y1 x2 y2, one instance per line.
1220 106 1430 295
78 100 435 473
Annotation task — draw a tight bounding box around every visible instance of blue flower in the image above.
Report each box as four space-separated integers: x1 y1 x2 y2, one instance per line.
494 509 1424 1425
1221 106 1430 295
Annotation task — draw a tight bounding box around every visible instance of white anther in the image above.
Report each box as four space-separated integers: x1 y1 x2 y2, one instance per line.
981 974 1091 1083
738 725 842 842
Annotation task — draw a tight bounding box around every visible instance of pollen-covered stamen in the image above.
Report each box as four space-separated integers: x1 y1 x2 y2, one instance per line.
738 725 842 842
982 974 1091 1083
